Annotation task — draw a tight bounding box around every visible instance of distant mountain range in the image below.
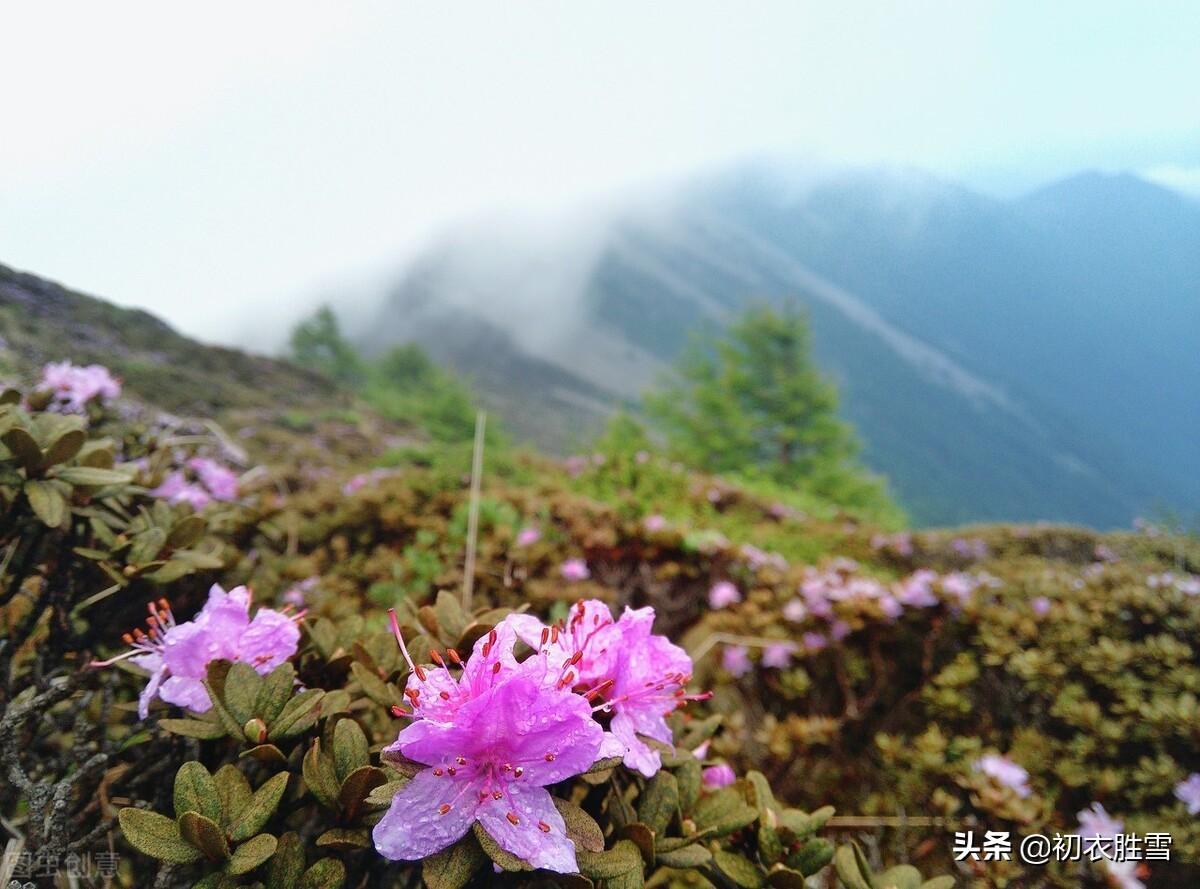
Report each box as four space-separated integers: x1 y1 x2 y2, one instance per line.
356 166 1200 528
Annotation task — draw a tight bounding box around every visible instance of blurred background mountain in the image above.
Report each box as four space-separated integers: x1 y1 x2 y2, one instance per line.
351 164 1199 527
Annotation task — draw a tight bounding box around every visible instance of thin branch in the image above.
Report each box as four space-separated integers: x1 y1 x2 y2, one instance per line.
462 410 486 612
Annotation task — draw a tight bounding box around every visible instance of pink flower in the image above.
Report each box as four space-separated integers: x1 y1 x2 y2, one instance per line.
761 642 797 669
721 644 752 678
151 471 212 509
1104 861 1145 889
702 764 736 788
895 569 939 608
643 514 667 532
1077 802 1123 840
187 457 239 502
283 576 319 607
1175 773 1200 815
829 620 851 642
374 672 602 872
940 572 978 606
1031 596 1052 617
500 601 707 777
708 581 741 610
91 585 301 719
593 606 704 776
341 467 398 495
564 456 588 477
782 598 807 623
801 632 827 653
560 559 590 582
973 754 1031 798
878 594 904 620
516 526 542 547
39 361 121 412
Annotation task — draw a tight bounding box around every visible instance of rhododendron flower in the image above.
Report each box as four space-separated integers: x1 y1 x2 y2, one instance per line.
702 764 736 788
152 471 212 509
1077 802 1122 839
1104 860 1146 889
1175 773 1200 814
782 598 807 622
187 457 239 501
374 674 603 872
895 569 939 608
39 361 121 411
973 754 1031 798
564 455 587 477
282 576 319 608
801 632 827 653
560 558 590 582
708 581 741 609
1031 596 1052 617
878 594 903 620
829 620 852 642
721 644 752 678
92 585 302 719
592 606 706 776
940 572 978 606
342 467 398 495
761 642 797 669
643 514 667 532
515 526 542 547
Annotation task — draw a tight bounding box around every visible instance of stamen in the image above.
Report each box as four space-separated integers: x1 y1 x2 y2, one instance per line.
538 821 551 833
439 804 452 815
387 609 419 673
544 753 557 762
506 812 519 826
390 705 410 717
447 648 462 666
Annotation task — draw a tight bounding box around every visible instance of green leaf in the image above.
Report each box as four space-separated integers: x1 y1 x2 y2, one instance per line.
638 770 679 834
269 688 326 741
226 833 277 875
577 839 643 880
228 771 289 842
267 832 306 889
674 756 702 816
920 879 957 889
42 428 85 468
55 465 134 486
332 717 370 782
303 740 341 810
423 834 487 889
765 868 809 889
350 660 399 708
693 787 758 836
117 807 202 864
656 842 712 868
314 828 372 851
224 661 265 724
179 811 231 862
713 850 765 888
553 797 605 852
434 589 468 641
25 479 66 528
174 761 223 822
298 858 347 889
789 838 834 877
214 765 253 830
746 771 776 815
3 426 42 470
878 864 923 889
833 844 874 889
255 662 297 724
159 717 227 740
166 513 207 549
338 765 387 821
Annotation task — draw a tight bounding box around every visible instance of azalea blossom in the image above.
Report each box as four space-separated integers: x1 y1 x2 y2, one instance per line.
1077 802 1123 840
702 764 736 788
374 673 602 873
515 526 542 547
761 642 797 669
1174 773 1200 814
782 598 807 622
973 754 1032 798
1103 860 1145 889
187 457 239 501
39 361 121 412
895 569 939 608
721 644 752 678
560 558 590 582
1031 596 1052 617
151 471 212 509
801 632 828 654
642 514 667 532
708 581 741 609
91 584 302 719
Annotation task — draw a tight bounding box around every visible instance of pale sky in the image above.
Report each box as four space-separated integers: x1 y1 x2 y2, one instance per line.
2 1 1197 347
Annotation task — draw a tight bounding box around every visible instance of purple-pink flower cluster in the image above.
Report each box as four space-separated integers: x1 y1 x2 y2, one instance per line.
92 584 302 718
373 599 709 872
152 457 240 509
973 753 1032 798
39 361 121 412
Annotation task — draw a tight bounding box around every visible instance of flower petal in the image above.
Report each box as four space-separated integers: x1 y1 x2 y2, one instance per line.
373 769 482 861
477 782 577 873
159 675 213 713
137 665 168 720
611 711 661 777
238 609 300 673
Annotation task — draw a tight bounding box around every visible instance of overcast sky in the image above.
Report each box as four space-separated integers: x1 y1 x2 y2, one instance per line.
2 1 1197 348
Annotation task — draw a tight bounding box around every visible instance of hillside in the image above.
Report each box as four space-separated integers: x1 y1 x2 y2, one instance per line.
0 262 339 415
358 167 1199 528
